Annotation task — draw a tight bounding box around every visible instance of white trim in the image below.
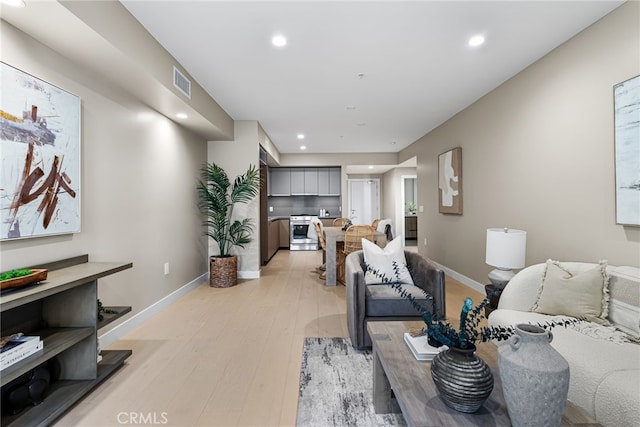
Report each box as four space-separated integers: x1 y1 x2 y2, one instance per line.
431 262 485 294
238 270 260 279
98 273 206 348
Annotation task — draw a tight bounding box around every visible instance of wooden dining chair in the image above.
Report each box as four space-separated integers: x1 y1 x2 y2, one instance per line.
337 225 375 285
313 222 327 279
333 218 350 227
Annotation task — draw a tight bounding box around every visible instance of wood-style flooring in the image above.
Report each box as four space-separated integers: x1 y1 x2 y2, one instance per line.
55 249 483 427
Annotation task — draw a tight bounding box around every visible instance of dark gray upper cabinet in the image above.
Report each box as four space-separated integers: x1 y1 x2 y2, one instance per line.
270 167 291 196
290 168 305 195
318 167 341 196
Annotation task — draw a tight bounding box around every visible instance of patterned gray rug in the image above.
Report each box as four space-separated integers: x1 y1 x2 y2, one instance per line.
296 337 406 427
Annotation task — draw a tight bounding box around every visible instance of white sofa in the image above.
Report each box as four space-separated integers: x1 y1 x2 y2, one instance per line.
488 261 640 427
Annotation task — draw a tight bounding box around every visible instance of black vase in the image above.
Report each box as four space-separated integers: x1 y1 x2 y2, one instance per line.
430 345 494 413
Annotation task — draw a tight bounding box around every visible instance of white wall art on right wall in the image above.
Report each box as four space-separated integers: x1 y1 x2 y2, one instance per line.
614 75 640 227
438 147 462 215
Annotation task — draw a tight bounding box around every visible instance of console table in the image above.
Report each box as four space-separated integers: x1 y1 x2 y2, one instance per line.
0 255 132 426
367 321 600 426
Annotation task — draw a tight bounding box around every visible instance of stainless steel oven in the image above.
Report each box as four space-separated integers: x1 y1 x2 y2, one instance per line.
290 215 319 251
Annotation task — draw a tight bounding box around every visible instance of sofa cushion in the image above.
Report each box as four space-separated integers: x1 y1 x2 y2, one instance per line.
362 236 414 285
365 284 428 317
489 308 640 426
532 260 609 324
608 267 640 339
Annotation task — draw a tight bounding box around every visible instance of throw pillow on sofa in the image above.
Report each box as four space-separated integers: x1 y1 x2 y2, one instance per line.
532 259 609 324
362 236 414 285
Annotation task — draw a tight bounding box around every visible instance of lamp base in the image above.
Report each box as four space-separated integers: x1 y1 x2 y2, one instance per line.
488 268 515 289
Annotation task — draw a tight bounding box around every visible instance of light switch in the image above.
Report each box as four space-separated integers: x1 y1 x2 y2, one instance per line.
419 205 424 212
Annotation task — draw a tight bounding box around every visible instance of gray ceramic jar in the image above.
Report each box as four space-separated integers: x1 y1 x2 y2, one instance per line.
498 324 570 427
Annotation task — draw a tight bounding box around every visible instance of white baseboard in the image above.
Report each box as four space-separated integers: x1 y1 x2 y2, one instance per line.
98 273 207 348
432 262 485 295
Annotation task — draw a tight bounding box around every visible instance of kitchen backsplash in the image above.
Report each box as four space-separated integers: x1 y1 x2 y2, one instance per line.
268 195 341 217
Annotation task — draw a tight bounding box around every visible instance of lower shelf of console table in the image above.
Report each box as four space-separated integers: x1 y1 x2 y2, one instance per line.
2 350 132 427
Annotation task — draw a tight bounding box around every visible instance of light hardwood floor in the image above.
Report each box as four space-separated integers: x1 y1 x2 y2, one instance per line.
55 250 483 427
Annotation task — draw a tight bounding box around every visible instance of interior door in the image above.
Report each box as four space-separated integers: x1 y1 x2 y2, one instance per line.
347 179 380 225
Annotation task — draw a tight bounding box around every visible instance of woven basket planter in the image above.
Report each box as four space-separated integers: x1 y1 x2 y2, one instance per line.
210 256 238 288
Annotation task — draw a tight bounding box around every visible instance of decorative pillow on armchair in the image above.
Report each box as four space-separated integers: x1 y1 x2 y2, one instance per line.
362 236 414 285
532 259 609 324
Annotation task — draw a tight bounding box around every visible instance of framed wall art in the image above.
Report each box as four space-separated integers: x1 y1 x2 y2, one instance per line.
0 62 81 240
614 75 639 227
438 147 462 215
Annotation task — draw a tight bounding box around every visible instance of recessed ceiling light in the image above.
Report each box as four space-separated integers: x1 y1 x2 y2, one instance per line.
1 0 26 8
176 113 188 119
346 106 356 111
297 134 305 140
368 165 374 169
468 34 485 47
300 145 307 150
272 35 287 47
357 122 366 127
390 141 397 145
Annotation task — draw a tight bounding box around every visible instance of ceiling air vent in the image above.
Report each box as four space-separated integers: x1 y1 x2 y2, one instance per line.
173 66 191 99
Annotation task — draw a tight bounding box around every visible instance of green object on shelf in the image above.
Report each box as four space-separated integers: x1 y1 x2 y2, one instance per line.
0 269 33 282
97 299 119 322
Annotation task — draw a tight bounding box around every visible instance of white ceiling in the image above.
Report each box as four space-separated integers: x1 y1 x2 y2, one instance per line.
120 0 623 156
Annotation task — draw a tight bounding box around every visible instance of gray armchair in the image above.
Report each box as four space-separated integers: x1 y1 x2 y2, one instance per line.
345 250 446 349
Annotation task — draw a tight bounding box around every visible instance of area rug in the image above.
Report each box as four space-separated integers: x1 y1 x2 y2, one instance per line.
296 337 406 426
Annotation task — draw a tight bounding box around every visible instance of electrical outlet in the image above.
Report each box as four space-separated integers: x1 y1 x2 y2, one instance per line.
269 206 273 212
424 238 427 246
164 262 170 276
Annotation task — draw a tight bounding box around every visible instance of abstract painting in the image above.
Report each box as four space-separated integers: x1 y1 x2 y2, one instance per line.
614 75 640 226
438 147 462 214
1 63 81 240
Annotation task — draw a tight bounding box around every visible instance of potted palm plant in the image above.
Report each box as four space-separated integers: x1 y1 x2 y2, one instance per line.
197 162 260 287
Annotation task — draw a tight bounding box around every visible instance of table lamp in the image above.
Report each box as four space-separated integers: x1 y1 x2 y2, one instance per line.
485 228 527 288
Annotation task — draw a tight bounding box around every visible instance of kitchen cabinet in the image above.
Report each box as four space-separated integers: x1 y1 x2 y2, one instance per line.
304 168 318 195
291 168 318 195
405 216 417 239
319 167 341 196
267 220 280 261
279 219 290 248
270 168 291 196
290 169 305 195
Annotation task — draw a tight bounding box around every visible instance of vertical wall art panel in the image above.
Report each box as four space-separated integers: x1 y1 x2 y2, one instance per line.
0 63 81 240
614 75 640 227
438 147 462 214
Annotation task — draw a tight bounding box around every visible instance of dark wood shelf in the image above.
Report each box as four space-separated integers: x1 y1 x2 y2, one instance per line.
0 255 133 426
98 306 132 330
0 327 94 386
1 350 132 427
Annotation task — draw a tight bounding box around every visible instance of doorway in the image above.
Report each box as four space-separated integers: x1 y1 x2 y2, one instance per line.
347 179 380 225
402 175 417 246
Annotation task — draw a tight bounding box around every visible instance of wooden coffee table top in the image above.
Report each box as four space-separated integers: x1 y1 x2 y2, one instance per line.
367 321 600 427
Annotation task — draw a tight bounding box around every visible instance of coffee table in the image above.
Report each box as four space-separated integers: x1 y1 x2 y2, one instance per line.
367 321 601 427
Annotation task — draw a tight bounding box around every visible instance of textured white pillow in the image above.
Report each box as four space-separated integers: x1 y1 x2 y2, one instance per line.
362 236 414 285
532 259 609 324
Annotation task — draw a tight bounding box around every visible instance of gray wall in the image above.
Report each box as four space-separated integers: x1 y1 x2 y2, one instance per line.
1 23 208 322
207 121 261 276
401 2 640 284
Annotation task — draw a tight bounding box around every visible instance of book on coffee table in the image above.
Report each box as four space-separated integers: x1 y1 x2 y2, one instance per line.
403 332 447 361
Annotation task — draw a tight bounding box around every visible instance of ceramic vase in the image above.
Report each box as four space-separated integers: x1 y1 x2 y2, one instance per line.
498 324 570 427
430 345 494 413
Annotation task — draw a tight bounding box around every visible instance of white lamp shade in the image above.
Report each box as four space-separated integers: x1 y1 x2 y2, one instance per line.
486 228 527 269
